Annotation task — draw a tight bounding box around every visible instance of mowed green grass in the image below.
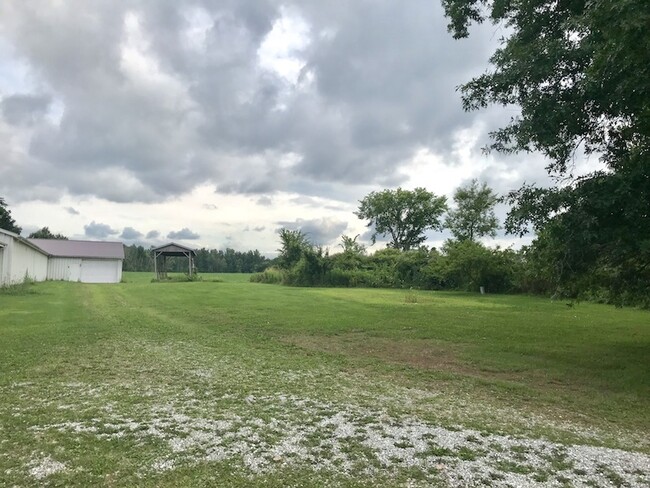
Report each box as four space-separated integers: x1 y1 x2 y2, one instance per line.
0 273 648 486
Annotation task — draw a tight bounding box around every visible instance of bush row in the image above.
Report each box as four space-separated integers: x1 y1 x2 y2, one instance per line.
251 240 552 294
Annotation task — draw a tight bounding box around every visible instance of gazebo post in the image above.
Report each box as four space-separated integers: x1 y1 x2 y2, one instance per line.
154 251 158 279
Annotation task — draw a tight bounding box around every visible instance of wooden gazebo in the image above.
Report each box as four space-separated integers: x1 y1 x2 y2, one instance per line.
152 243 197 279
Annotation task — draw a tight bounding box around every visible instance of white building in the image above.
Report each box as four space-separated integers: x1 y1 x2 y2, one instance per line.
29 238 124 283
0 228 49 285
0 228 125 285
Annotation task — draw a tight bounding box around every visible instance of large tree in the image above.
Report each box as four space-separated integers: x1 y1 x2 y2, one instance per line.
445 179 499 242
442 0 650 305
356 187 447 251
0 197 22 234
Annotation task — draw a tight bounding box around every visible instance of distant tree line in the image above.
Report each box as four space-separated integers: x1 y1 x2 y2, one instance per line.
123 245 271 273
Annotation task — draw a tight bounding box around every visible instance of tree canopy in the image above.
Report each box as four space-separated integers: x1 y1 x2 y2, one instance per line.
445 179 499 242
0 197 22 234
442 0 650 305
355 187 447 251
28 227 68 239
442 0 649 174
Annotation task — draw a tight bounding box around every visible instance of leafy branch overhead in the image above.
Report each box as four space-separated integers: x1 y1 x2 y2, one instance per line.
355 187 447 251
442 0 650 175
442 0 650 305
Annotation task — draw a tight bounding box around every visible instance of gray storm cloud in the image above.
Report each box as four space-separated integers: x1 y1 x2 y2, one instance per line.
120 226 144 240
84 221 118 238
167 228 200 240
0 0 531 207
1 94 51 125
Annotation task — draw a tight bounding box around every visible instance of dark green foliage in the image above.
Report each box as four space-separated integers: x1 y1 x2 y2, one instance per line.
193 247 270 273
123 245 153 272
27 227 68 239
0 197 21 234
445 180 499 242
277 229 312 269
285 247 332 286
333 235 367 270
442 0 649 172
253 233 518 293
442 0 650 307
270 229 333 286
506 162 650 306
356 187 448 250
428 241 519 293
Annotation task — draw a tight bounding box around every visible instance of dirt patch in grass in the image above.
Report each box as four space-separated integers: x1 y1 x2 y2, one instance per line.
285 334 491 378
282 333 632 393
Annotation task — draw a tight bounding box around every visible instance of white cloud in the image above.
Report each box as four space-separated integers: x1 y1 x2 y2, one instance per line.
257 6 311 85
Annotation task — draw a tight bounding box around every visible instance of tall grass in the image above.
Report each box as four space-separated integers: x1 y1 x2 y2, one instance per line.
0 274 36 295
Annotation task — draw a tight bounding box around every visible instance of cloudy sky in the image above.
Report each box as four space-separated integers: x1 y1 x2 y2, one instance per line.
0 1 592 255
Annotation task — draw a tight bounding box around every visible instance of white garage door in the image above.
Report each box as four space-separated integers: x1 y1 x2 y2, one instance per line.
80 259 118 283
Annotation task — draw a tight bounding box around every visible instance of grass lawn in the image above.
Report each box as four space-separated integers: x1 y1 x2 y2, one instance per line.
0 273 648 486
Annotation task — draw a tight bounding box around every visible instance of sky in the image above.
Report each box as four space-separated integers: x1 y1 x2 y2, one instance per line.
0 1 593 255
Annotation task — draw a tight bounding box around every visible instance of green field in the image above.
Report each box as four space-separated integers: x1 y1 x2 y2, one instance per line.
1 273 648 487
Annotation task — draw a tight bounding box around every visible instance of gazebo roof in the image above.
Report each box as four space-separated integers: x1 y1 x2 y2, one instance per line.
151 242 197 256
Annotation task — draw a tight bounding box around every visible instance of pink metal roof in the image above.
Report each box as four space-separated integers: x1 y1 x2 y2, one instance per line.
28 239 125 259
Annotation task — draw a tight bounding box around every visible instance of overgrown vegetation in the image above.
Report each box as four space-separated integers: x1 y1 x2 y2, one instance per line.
252 232 532 296
254 203 646 306
0 274 37 295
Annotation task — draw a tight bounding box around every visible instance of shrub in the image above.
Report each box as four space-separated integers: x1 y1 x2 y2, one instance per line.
433 240 518 293
285 247 332 286
250 267 285 284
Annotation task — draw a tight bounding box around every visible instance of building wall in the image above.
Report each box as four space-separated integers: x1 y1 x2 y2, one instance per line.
0 233 11 285
0 233 48 285
0 246 5 285
47 257 82 281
